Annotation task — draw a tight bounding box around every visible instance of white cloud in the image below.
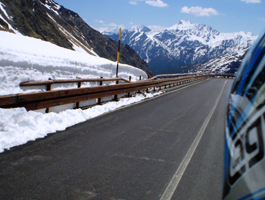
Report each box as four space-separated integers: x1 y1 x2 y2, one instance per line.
107 23 125 29
130 22 134 25
145 0 168 7
129 0 168 7
259 18 265 22
106 23 125 29
108 23 118 27
180 6 219 17
241 0 261 3
95 19 104 23
129 1 138 5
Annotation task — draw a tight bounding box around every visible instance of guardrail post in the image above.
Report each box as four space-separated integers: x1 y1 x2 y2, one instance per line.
45 78 52 113
114 78 119 101
46 78 52 91
137 76 142 93
127 76 132 97
98 77 103 104
76 80 82 108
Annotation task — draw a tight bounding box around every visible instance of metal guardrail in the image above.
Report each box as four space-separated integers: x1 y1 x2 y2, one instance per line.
19 77 131 87
0 76 207 112
151 73 235 79
0 73 234 112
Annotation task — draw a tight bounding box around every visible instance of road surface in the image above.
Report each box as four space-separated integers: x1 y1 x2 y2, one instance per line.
0 78 232 200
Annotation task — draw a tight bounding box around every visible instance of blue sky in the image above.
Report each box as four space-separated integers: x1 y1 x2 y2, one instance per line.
55 0 265 35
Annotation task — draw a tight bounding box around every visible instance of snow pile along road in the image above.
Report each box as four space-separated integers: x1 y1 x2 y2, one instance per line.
0 31 152 153
0 92 161 153
0 31 148 95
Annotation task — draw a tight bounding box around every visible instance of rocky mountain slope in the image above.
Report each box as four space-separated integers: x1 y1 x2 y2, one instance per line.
0 0 153 77
155 47 248 75
103 20 257 74
194 50 248 74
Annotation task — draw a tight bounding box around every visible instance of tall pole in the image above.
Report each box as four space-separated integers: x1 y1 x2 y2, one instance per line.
116 28 122 78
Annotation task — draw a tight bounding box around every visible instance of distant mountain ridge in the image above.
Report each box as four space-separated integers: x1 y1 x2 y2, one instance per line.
0 0 153 77
154 48 249 75
103 20 257 74
194 50 248 74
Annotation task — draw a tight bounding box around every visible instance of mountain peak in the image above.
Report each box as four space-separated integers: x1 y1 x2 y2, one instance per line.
129 25 151 33
167 20 195 30
178 20 192 25
102 27 121 35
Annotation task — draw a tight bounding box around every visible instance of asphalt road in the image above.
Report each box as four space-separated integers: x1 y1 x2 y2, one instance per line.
0 78 232 200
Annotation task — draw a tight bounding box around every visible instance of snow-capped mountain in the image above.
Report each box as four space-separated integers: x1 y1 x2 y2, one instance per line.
194 49 248 74
103 20 257 74
0 0 152 76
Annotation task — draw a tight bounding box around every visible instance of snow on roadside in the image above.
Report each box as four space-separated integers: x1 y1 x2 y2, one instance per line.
0 92 162 153
0 29 151 153
0 31 148 95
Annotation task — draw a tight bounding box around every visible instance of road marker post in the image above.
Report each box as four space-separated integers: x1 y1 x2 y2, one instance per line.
116 28 122 78
114 28 122 101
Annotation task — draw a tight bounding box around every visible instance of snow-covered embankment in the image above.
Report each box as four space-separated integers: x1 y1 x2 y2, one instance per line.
0 31 155 153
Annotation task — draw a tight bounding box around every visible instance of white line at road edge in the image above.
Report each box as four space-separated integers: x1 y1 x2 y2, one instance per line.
159 80 227 200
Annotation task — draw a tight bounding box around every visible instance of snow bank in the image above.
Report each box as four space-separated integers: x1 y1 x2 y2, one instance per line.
0 30 156 153
0 92 161 153
0 31 148 95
